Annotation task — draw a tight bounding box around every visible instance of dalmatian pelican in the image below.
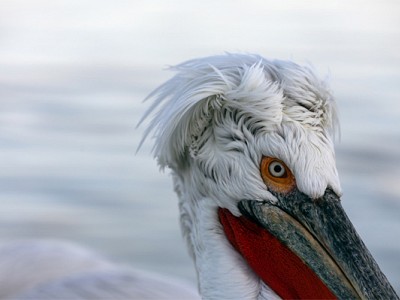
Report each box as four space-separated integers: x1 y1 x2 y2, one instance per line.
140 53 399 299
0 53 397 299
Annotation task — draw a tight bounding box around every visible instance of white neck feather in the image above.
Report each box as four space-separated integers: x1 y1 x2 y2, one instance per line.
173 172 281 300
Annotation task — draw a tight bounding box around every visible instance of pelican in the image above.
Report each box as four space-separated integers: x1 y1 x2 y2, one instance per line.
0 53 398 299
140 53 399 299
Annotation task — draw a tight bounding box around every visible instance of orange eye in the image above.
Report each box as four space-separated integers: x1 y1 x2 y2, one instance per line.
260 156 296 194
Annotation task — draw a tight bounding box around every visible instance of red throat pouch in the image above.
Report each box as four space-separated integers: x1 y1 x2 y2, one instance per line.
218 208 336 300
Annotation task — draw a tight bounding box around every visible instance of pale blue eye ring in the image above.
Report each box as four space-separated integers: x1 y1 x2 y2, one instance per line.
268 161 286 178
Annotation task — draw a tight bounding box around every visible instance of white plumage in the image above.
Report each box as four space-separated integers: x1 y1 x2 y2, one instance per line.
0 240 199 299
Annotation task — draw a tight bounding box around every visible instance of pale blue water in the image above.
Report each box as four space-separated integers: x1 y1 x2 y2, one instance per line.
0 0 399 293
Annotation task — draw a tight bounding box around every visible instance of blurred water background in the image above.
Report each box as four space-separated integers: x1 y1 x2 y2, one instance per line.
0 0 399 294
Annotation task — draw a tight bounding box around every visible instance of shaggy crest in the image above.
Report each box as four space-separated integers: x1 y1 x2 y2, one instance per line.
140 53 338 171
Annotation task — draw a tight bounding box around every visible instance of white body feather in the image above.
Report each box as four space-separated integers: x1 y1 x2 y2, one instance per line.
0 240 199 299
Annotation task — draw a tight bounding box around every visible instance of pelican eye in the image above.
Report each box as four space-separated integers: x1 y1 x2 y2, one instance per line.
268 161 286 178
260 157 296 194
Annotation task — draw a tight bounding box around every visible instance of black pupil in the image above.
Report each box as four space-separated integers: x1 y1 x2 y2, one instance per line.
273 165 282 174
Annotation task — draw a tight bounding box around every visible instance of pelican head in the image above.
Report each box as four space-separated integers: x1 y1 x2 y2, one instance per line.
141 53 398 299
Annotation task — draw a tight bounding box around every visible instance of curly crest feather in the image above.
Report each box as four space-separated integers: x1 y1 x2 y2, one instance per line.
140 53 338 171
